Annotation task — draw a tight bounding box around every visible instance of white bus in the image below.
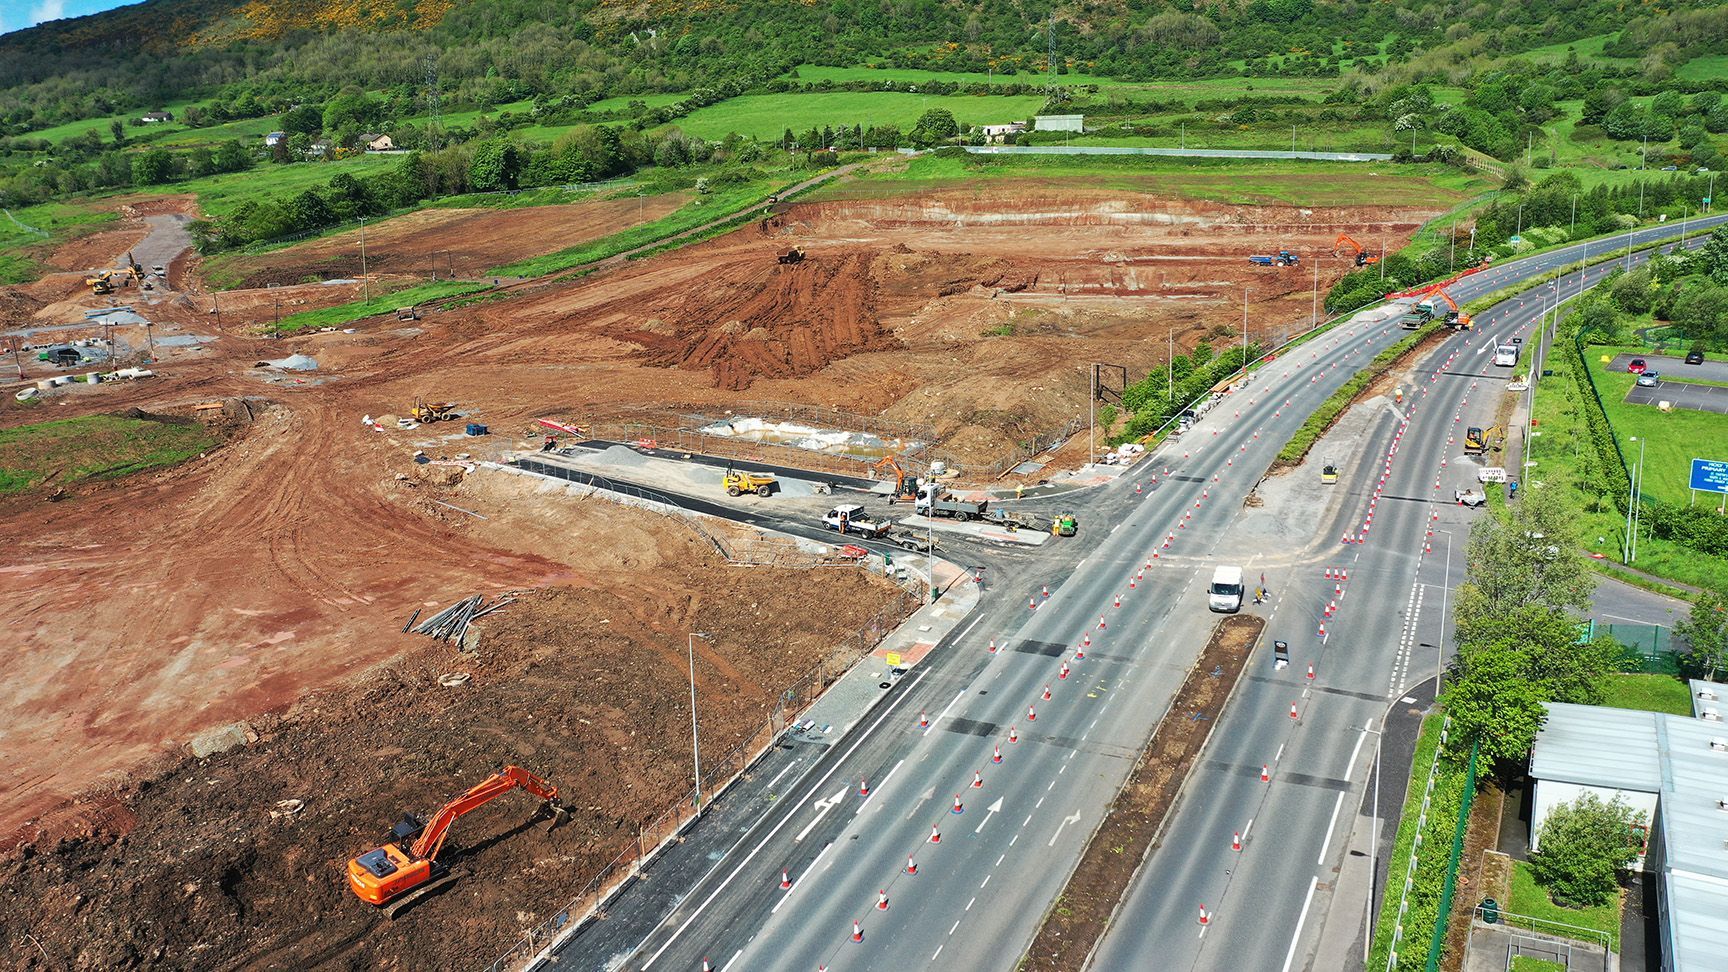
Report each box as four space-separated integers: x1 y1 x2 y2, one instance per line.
1492 344 1520 367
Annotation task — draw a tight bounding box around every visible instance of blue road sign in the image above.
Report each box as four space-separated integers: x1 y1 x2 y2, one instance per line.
1691 458 1728 494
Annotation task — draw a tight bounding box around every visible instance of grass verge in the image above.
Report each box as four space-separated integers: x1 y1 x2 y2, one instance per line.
1276 321 1443 467
0 414 220 495
1369 714 1476 972
1506 860 1621 952
269 280 489 333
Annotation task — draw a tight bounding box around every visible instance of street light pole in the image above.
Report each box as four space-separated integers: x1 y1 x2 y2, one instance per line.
1311 256 1319 330
687 632 711 814
359 218 368 302
1631 437 1648 563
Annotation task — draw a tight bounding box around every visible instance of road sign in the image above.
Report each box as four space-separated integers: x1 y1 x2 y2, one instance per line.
1690 458 1728 494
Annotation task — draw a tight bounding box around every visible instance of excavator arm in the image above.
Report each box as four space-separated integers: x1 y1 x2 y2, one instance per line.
1334 233 1379 266
411 766 558 861
873 456 915 501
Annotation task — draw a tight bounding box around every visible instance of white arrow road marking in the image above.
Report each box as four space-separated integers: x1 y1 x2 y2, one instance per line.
974 797 1005 834
906 787 936 820
794 786 849 843
1049 809 1082 847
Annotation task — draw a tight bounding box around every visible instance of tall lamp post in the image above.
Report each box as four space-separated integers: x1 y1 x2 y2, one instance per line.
688 631 713 814
1625 437 1647 564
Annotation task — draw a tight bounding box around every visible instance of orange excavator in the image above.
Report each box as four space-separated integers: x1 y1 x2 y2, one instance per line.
874 455 918 503
1432 290 1473 330
1334 233 1380 267
347 766 564 916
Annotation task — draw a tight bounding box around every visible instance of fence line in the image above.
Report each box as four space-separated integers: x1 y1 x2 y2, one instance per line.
1425 737 1480 972
1384 716 1451 971
480 588 920 972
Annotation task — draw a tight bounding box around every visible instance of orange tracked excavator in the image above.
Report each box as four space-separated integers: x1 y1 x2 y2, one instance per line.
874 455 918 503
347 765 564 915
1334 233 1379 267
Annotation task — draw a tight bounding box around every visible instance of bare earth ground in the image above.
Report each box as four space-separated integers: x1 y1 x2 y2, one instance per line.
208 192 689 288
0 177 1442 968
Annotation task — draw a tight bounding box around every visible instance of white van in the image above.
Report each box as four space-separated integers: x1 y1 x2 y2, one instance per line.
1492 344 1520 367
1208 566 1244 613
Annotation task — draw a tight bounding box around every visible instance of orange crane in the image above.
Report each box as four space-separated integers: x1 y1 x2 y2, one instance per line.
347 766 563 915
1334 233 1380 267
874 455 918 503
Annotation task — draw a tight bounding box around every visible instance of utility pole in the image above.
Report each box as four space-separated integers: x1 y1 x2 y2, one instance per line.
1449 221 1456 271
1570 193 1577 236
359 218 368 302
1379 239 1386 282
687 632 710 814
1088 364 1096 469
1241 287 1249 378
1311 256 1319 330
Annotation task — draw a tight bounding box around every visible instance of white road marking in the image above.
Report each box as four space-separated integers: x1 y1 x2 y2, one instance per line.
1242 816 1256 844
770 842 831 914
763 760 796 794
854 759 904 815
950 920 961 935
794 785 849 844
967 896 976 910
1344 725 1370 784
1316 791 1346 865
932 945 943 962
1049 809 1082 847
934 689 966 725
1280 875 1320 972
719 949 743 972
637 670 928 969
1275 743 1285 762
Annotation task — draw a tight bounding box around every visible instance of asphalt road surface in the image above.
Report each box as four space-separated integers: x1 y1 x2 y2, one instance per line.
542 213 1728 972
1607 352 1728 385
1622 378 1728 415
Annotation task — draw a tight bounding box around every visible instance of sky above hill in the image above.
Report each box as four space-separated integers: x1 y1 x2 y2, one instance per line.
1 0 133 38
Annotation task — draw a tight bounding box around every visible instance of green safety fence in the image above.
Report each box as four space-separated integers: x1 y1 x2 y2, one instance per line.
1425 738 1481 972
1605 622 1682 675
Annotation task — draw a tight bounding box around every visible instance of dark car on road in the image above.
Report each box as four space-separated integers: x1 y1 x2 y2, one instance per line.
1628 358 1648 374
1686 349 1706 365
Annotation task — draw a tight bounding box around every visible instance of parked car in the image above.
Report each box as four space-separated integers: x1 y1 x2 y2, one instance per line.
1686 349 1705 365
1628 358 1648 374
1636 371 1660 387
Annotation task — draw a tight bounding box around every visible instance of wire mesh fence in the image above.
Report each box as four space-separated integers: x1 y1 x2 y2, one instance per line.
1601 621 1681 675
480 588 919 972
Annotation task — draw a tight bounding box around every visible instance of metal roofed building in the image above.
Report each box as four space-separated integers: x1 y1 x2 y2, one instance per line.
1528 696 1728 971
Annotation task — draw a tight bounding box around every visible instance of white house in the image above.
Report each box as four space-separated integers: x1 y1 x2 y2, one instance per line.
139 111 174 124
264 131 287 147
1528 690 1728 971
980 122 1027 143
1033 114 1084 132
361 133 395 152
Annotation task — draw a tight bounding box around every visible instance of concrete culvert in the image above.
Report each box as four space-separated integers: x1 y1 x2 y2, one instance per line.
438 672 472 688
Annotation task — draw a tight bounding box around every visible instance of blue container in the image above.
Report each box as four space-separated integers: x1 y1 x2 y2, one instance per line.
465 423 489 436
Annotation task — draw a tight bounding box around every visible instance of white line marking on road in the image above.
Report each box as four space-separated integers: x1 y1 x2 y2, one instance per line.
719 949 743 972
967 896 976 911
1242 816 1255 844
1343 729 1368 784
855 758 904 816
638 670 927 969
1047 780 1055 791
1316 791 1346 865
950 920 961 935
932 945 943 962
996 854 1005 867
935 689 966 726
1059 764 1067 774
771 843 831 914
764 761 796 794
1089 718 1098 731
1280 875 1320 972
1010 834 1019 846
1036 797 1045 808
1275 743 1285 762
954 614 983 643
975 797 1004 834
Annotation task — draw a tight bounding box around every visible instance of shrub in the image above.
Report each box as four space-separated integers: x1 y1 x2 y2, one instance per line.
1530 792 1645 908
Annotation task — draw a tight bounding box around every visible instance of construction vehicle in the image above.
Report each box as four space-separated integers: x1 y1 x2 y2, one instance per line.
411 400 458 423
722 466 777 497
822 503 891 538
1320 462 1339 485
1463 426 1500 456
125 252 145 282
886 529 940 552
777 247 805 265
1423 291 1472 330
1051 512 1078 537
1249 250 1300 267
874 456 918 503
347 765 564 916
1334 234 1379 267
914 485 987 521
83 270 117 295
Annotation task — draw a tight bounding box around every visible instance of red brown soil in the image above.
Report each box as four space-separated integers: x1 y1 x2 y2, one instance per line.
0 175 1441 969
0 504 906 970
1022 614 1263 971
212 193 688 289
1441 782 1504 971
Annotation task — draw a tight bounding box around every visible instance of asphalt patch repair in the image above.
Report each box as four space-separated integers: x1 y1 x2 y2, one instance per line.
1019 613 1263 971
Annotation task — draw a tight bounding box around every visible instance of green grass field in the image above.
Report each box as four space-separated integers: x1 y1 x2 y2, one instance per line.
127 155 402 219
0 414 220 494
583 92 691 113
1598 673 1694 715
1517 33 1632 65
1066 120 1403 154
1510 956 1567 972
1675 54 1728 83
673 91 1048 141
1587 344 1728 506
271 280 490 333
488 177 777 277
789 64 1122 88
811 152 1482 208
1507 860 1621 951
0 200 118 284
